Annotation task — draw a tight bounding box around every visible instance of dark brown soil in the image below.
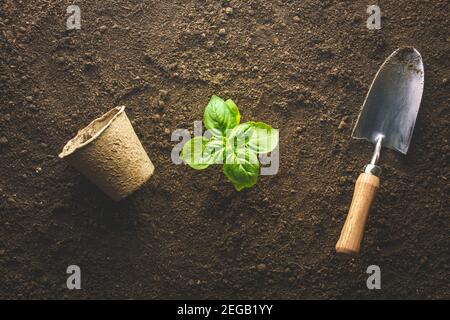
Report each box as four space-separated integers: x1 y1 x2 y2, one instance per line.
0 0 449 299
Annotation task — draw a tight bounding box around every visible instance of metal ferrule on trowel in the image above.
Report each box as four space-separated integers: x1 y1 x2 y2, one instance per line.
364 135 383 177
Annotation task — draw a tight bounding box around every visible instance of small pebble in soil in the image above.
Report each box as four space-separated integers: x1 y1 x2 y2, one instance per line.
293 15 301 23
218 28 226 36
28 104 38 111
257 263 267 272
84 62 95 71
338 116 349 130
159 89 168 98
225 7 233 15
0 137 8 145
56 56 65 64
168 62 177 70
206 40 215 50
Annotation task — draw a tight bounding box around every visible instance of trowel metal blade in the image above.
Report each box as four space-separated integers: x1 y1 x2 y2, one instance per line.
352 47 424 154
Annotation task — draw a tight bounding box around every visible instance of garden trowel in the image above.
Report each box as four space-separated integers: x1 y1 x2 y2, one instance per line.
336 47 424 255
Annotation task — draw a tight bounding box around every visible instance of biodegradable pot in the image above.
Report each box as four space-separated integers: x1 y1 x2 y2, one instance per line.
59 106 154 201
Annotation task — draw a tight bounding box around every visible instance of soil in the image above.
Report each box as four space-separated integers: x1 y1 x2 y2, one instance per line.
0 0 449 299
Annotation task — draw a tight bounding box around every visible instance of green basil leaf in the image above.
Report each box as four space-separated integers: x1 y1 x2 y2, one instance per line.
246 121 279 153
204 137 226 164
227 122 278 154
203 95 240 133
206 127 225 140
225 98 240 125
180 137 210 170
223 158 259 192
223 147 259 191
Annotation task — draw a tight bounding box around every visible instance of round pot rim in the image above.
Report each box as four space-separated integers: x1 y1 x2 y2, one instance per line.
59 106 126 159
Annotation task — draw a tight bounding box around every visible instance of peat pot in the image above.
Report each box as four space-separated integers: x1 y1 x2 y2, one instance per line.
59 106 155 201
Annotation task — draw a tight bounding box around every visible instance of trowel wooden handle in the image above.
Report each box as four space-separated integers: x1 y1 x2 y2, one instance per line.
336 173 380 255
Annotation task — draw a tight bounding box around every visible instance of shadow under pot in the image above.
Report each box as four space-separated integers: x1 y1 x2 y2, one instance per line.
59 106 154 201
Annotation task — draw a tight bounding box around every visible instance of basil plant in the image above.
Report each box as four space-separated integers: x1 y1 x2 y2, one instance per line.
180 95 279 191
